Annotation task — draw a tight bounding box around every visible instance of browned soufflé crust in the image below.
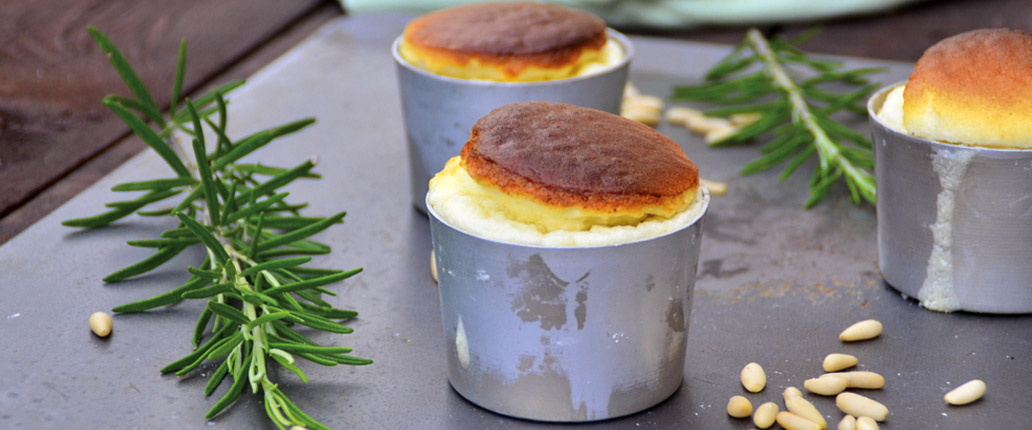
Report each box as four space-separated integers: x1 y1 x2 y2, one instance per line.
461 101 699 213
903 28 1032 147
404 2 606 72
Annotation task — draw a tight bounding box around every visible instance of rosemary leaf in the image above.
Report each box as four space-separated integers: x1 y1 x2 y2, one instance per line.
170 40 187 118
102 245 187 282
87 26 165 129
103 97 190 178
112 177 197 192
111 276 210 313
671 28 881 208
71 27 368 430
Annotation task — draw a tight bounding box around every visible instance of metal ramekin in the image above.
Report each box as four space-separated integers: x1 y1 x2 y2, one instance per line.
869 83 1032 314
427 189 708 421
394 30 632 213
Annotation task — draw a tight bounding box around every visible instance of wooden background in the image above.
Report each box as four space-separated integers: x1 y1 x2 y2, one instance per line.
1 0 1029 244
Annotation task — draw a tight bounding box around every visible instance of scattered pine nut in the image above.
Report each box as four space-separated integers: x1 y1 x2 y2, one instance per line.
784 386 804 399
621 107 661 126
685 115 733 135
753 401 779 429
621 83 663 126
632 95 664 113
784 390 827 429
727 395 753 418
623 82 640 98
430 249 438 283
804 375 848 396
856 416 879 430
700 178 728 196
822 371 885 389
839 319 882 342
666 106 703 126
836 392 888 421
740 362 767 392
730 112 762 126
838 415 857 430
944 379 986 405
823 353 859 372
89 311 112 338
776 411 822 430
704 126 739 145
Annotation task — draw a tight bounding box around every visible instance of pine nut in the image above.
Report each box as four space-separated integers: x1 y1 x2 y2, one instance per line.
685 115 733 135
784 386 804 399
753 401 778 428
822 371 885 389
839 319 882 342
944 379 986 405
700 178 728 196
823 353 858 372
621 107 660 126
804 375 848 396
741 362 767 392
776 411 822 430
727 395 753 418
704 126 739 145
632 95 664 113
730 112 762 126
836 392 888 421
623 82 640 98
784 393 827 429
666 106 703 126
856 416 879 430
89 311 112 337
838 415 857 430
430 249 438 283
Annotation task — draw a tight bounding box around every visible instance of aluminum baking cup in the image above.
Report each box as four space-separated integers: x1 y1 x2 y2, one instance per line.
393 30 632 213
427 190 708 422
869 83 1032 314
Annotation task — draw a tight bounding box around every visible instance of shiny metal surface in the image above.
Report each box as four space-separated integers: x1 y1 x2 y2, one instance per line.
392 30 631 212
869 84 1032 313
427 192 708 421
3 16 1031 429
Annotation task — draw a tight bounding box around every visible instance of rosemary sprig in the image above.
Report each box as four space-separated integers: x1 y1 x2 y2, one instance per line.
66 27 370 429
672 28 883 208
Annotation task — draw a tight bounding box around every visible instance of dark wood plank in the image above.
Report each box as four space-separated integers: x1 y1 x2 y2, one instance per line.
788 0 1032 61
628 0 1031 61
0 3 342 245
0 0 326 221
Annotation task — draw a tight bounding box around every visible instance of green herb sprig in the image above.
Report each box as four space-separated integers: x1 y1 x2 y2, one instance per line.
65 27 371 430
672 28 883 208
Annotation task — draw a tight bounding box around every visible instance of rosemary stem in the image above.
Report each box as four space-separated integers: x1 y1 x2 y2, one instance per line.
746 29 876 202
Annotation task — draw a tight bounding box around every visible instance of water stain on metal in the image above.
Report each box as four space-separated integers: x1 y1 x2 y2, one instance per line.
699 258 749 279
697 270 884 305
508 254 584 331
702 211 760 245
574 273 589 330
666 298 685 332
476 365 577 420
517 355 535 372
644 273 655 292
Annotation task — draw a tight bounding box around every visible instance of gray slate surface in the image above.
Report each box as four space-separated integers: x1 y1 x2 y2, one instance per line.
1 14 1029 429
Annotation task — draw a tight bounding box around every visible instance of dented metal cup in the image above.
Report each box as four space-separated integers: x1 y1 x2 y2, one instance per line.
427 190 708 421
393 30 632 213
869 83 1032 313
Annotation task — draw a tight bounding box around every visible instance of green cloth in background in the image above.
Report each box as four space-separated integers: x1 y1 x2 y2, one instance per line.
341 0 925 29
